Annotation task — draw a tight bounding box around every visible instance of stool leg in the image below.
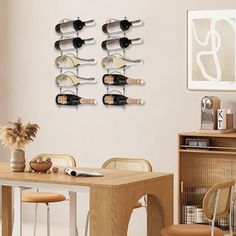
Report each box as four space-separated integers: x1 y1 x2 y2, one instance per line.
84 211 89 236
33 203 38 236
46 203 50 236
76 225 79 236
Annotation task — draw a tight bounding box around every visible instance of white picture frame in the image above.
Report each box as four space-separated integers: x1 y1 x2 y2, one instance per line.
188 10 236 91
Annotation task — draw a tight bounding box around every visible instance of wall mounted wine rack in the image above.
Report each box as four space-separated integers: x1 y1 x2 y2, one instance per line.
54 17 97 107
101 17 144 108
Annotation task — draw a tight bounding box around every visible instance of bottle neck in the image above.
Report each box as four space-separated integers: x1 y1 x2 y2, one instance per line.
84 19 95 26
83 38 95 45
130 38 143 45
80 98 96 104
79 58 96 65
126 98 144 104
130 20 143 27
124 58 144 66
126 78 144 85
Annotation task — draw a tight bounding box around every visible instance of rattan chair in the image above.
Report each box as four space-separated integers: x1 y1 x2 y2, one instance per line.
161 180 235 236
84 157 153 236
22 153 77 236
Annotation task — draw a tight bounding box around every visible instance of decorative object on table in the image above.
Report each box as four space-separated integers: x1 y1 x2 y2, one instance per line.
188 10 236 91
29 156 52 173
64 167 103 177
52 166 59 173
201 96 220 130
0 118 39 172
101 18 144 108
55 17 96 108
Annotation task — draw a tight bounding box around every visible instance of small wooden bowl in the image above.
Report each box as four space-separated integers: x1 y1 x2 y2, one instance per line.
30 162 52 173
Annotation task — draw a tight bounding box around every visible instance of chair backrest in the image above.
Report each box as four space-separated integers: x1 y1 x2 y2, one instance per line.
33 153 76 167
203 180 235 221
102 157 152 172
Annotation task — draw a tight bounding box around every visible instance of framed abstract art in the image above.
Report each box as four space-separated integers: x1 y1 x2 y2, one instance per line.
188 10 236 91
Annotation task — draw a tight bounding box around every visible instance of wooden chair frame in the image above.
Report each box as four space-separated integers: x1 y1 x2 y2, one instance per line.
203 180 235 236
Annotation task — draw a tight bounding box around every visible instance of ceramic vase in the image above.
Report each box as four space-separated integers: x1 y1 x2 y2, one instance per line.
10 149 26 172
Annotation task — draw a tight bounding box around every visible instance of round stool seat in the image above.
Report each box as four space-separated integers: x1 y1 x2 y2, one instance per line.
161 224 224 236
22 192 66 203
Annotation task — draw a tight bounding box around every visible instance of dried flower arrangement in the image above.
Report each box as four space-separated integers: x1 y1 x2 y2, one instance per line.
0 118 39 150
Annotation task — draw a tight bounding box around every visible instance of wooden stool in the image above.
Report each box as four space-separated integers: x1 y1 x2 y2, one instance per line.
22 192 66 203
21 154 77 236
161 224 224 236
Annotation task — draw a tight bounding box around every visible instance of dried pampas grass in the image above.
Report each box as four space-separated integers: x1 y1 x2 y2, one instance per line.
0 118 39 150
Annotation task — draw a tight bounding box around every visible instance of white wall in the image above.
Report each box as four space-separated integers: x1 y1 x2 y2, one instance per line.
0 0 7 218
0 0 6 130
1 0 236 234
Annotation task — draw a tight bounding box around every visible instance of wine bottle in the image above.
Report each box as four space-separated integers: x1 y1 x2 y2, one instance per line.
103 94 144 106
55 19 94 34
55 54 96 68
54 37 95 51
102 20 142 34
56 73 97 87
56 94 96 106
101 37 142 51
101 55 143 69
102 74 143 86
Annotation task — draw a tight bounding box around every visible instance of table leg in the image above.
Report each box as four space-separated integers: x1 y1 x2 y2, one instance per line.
147 176 173 236
90 175 173 236
12 187 22 236
2 186 12 236
90 187 129 236
69 191 77 236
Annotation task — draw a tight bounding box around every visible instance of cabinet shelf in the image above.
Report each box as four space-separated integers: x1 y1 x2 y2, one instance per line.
178 132 236 233
179 149 236 155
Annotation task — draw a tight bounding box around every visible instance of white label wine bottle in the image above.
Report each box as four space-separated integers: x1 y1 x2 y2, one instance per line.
54 37 95 51
101 55 143 69
55 19 94 34
102 74 144 86
55 54 96 68
101 37 142 51
55 72 97 87
56 94 96 106
102 94 144 106
102 20 142 34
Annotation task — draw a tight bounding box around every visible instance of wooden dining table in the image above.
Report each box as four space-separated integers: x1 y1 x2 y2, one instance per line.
0 162 173 236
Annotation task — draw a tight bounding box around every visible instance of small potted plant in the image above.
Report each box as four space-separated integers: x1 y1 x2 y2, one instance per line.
0 118 39 172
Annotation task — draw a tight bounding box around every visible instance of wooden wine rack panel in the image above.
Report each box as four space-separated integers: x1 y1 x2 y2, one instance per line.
178 131 236 233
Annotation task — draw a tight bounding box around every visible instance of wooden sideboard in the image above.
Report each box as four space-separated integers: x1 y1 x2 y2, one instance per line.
178 131 236 233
